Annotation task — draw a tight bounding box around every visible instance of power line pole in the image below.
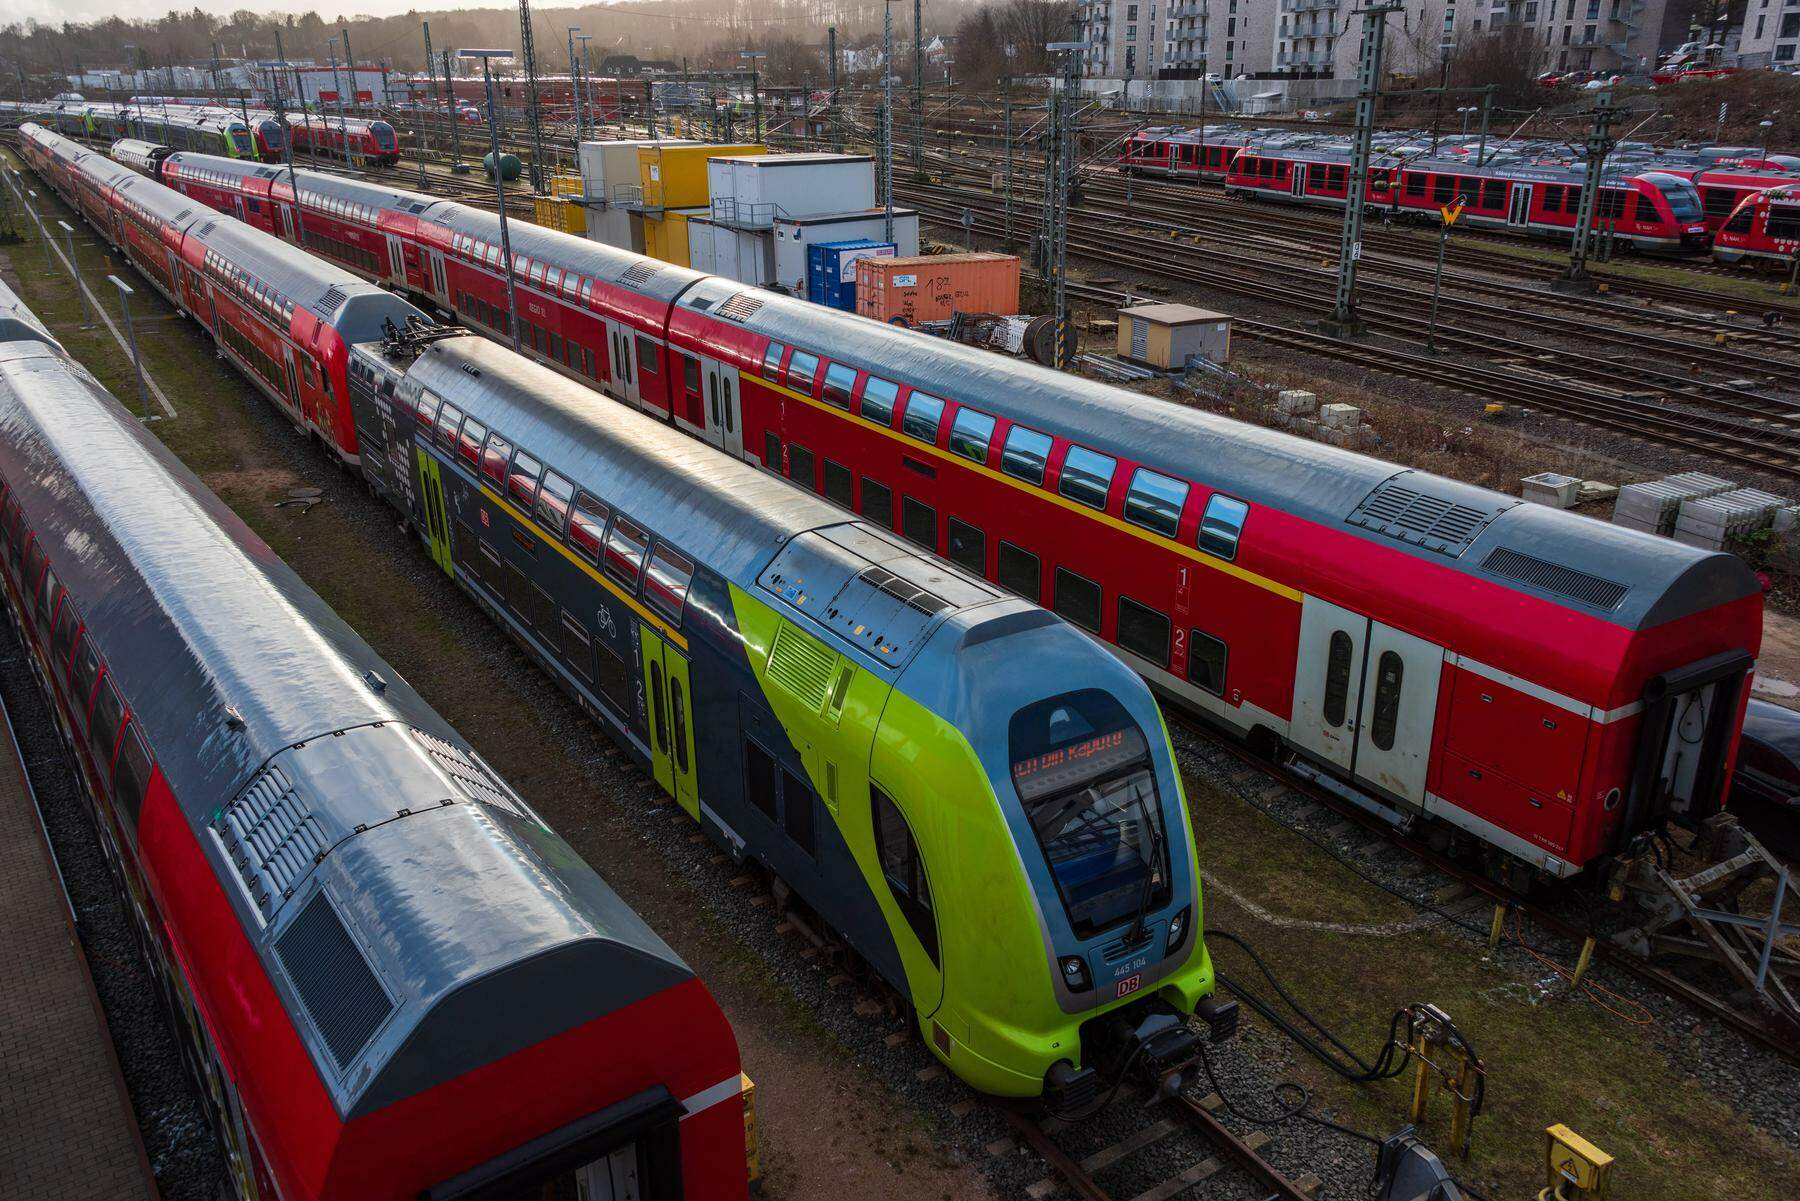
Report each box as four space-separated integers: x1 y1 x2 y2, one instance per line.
421 21 437 159
912 0 923 169
1003 73 1013 243
568 27 584 142
271 29 308 252
442 50 467 172
341 26 359 107
1555 89 1617 293
1324 2 1401 337
1046 33 1086 371
883 0 895 242
518 0 548 190
828 26 839 104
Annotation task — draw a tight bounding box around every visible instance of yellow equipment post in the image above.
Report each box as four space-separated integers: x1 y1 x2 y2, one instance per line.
1541 1124 1612 1200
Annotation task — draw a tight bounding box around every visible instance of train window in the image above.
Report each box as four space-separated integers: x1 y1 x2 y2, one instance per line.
1197 494 1249 561
789 443 817 489
1432 175 1454 204
1481 179 1505 209
1629 193 1653 223
860 477 894 527
1401 170 1423 196
762 341 787 379
531 583 558 637
764 432 783 472
1124 468 1189 538
901 393 946 444
1053 568 1101 633
568 492 609 564
636 335 658 375
35 567 58 629
506 450 542 510
1724 207 1754 235
1702 187 1736 221
505 563 535 626
901 497 936 549
71 637 101 722
1001 425 1053 486
672 678 692 776
559 612 595 684
89 675 126 772
1597 190 1627 221
859 376 900 426
782 768 815 856
645 544 695 622
602 515 650 588
822 362 857 409
536 470 574 535
872 787 937 965
51 595 79 676
648 660 667 753
786 350 821 393
1187 630 1228 696
1770 207 1800 240
1058 445 1116 510
480 433 513 486
948 407 996 463
947 518 986 573
824 460 855 509
745 740 778 820
684 357 701 397
580 278 594 303
544 267 562 290
456 418 487 468
549 332 564 362
998 542 1040 601
113 724 153 831
1323 631 1354 729
1370 651 1404 751
1117 597 1171 668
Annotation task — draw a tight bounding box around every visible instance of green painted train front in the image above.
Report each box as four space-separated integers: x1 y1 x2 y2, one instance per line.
346 337 1226 1106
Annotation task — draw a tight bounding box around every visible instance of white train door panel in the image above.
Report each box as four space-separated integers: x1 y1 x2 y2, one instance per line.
604 319 640 407
1351 624 1444 807
1290 597 1367 773
702 359 744 460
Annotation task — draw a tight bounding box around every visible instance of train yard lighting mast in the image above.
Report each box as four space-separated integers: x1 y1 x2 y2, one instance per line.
1325 2 1401 337
1046 38 1088 372
884 0 896 243
443 50 467 173
740 51 767 142
568 27 584 142
577 35 595 140
460 49 525 356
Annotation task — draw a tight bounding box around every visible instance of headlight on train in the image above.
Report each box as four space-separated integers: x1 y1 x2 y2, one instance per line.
1061 956 1091 992
1166 907 1191 956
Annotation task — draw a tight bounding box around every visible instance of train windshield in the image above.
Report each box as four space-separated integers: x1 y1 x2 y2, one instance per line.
1010 689 1171 940
1644 173 1703 220
260 121 285 152
230 126 253 156
372 122 396 150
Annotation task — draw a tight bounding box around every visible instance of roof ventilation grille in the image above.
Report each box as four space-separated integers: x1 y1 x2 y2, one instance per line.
1346 477 1511 558
1481 547 1630 611
213 764 326 918
410 728 529 819
766 622 839 710
717 293 765 323
196 220 216 237
860 566 949 617
316 285 349 314
275 893 393 1071
621 262 661 286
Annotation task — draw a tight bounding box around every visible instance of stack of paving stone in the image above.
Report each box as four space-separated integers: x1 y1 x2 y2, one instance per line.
1612 472 1737 536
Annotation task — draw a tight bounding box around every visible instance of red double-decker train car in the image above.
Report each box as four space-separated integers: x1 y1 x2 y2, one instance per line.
0 271 749 1200
129 142 1765 886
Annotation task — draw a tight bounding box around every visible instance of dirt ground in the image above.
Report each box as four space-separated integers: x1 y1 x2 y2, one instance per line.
1757 610 1800 711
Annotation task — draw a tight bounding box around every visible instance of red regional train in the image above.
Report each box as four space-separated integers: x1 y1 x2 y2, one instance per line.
0 274 750 1199
1120 126 1259 179
1223 145 1711 251
128 139 1765 886
1669 163 1800 232
1713 185 1800 265
277 109 400 166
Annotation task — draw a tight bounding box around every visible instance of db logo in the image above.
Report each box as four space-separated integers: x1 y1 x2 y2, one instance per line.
1115 974 1142 999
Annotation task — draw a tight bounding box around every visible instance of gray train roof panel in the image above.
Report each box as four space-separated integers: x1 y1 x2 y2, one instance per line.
0 278 57 347
712 288 1758 629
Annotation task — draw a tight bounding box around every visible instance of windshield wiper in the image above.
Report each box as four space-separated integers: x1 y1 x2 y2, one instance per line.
1122 784 1164 950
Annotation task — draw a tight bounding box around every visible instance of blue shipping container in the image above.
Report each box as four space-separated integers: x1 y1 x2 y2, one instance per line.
807 239 895 311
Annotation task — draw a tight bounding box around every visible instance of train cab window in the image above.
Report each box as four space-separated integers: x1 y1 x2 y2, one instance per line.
636 335 658 375
1197 494 1248 561
872 787 937 965
859 376 900 426
762 341 787 379
480 433 513 486
455 417 487 468
113 724 153 830
860 477 894 527
506 450 542 510
1370 651 1404 751
786 350 821 394
948 407 996 463
1770 206 1800 240
645 544 695 622
1187 630 1228 696
1124 468 1189 538
88 675 126 772
559 612 596 684
567 492 610 564
1724 207 1754 235
1053 568 1102 633
901 497 937 549
998 542 1040 601
1323 631 1354 728
1117 597 1172 667
947 518 986 573
70 636 101 723
1629 193 1653 223
745 740 778 820
1001 425 1053 486
822 362 857 409
602 514 650 588
536 470 574 535
50 596 79 676
824 460 856 509
901 393 946 445
789 443 817 489
1058 445 1116 510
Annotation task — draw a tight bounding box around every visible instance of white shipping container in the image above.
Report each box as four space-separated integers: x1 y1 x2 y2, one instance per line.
686 215 719 275
770 210 920 296
707 153 878 224
577 139 694 206
706 223 775 287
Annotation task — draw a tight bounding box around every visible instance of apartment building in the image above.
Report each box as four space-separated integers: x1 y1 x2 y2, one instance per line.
1731 0 1799 68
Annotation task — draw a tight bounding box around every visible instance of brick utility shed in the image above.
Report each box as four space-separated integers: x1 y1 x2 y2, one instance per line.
1116 303 1232 368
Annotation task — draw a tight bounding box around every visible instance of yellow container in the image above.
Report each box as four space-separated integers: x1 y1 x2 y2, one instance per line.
642 206 707 267
531 196 586 236
638 142 764 210
549 173 582 197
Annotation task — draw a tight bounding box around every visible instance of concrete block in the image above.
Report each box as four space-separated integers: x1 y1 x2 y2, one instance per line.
1276 389 1318 415
1356 426 1380 450
1521 472 1581 509
1293 417 1320 438
1318 402 1361 428
1323 426 1356 448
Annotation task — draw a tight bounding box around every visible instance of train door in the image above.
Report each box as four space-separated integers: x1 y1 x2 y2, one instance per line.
639 629 698 816
701 358 744 458
1507 183 1532 228
428 249 448 304
1289 163 1307 197
416 448 454 575
1290 597 1367 773
603 319 641 407
1348 623 1443 806
385 233 407 288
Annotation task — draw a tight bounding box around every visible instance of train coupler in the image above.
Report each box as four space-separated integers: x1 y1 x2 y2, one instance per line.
1106 1003 1204 1100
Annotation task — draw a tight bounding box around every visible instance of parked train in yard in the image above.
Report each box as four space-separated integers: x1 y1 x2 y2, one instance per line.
20 121 1232 1111
0 277 750 1199
100 131 1769 891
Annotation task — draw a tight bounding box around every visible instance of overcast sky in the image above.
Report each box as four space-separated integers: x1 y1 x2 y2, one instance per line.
12 0 510 29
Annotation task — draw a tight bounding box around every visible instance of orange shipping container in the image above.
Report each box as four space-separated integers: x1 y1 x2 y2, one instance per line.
854 253 1021 325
